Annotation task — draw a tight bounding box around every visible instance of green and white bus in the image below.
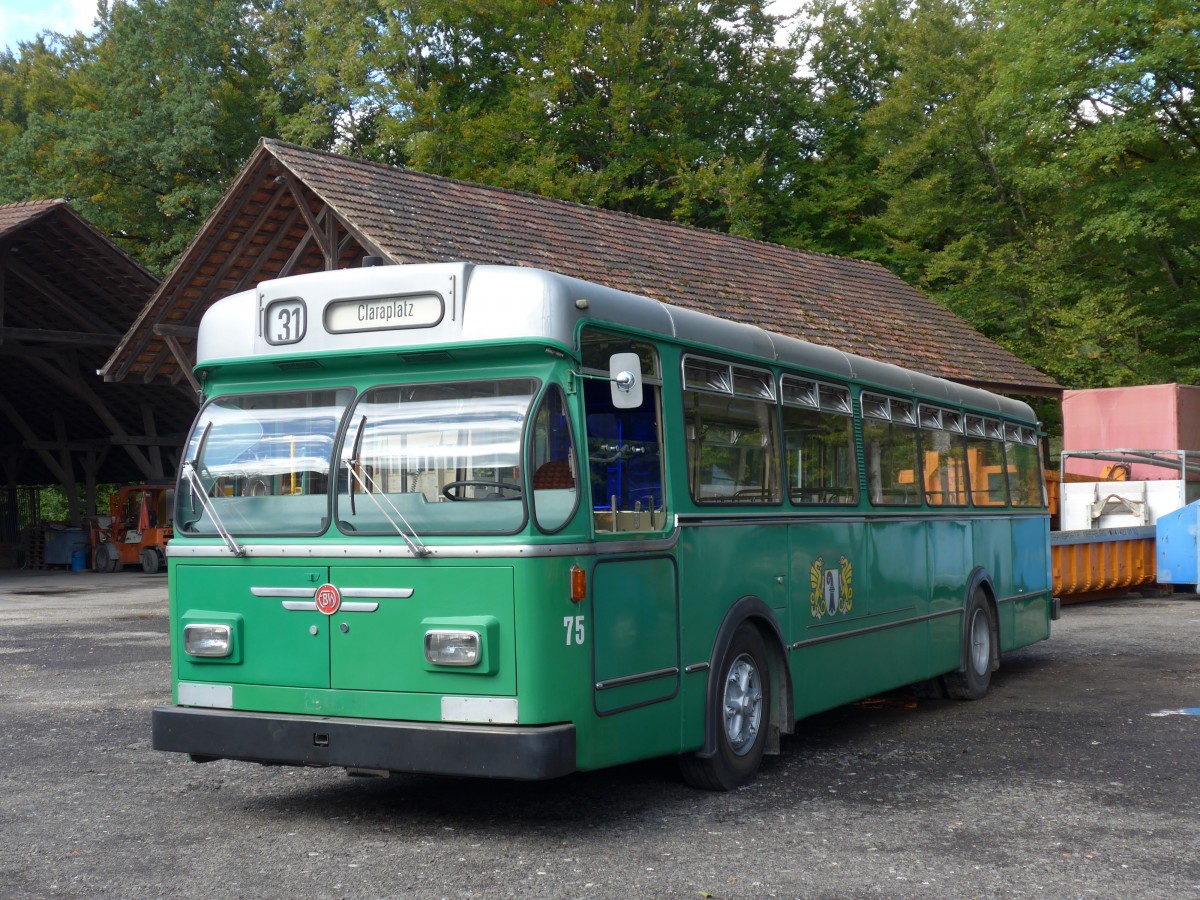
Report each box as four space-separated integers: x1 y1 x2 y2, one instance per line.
152 262 1056 790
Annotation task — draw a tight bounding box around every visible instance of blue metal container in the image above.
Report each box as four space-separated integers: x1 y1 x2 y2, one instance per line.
1155 500 1200 587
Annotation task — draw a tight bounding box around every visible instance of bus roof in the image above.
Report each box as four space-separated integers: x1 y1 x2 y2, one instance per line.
197 262 1037 423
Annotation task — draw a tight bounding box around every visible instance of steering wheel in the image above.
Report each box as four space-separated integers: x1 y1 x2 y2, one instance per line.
442 480 524 501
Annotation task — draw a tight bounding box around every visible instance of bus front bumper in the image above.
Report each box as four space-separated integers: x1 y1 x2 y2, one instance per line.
152 706 576 780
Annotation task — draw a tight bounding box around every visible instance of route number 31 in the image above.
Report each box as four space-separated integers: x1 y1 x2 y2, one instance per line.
563 615 586 646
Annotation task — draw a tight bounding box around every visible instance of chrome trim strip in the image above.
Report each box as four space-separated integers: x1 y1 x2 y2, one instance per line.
677 512 1049 527
168 530 681 560
251 587 316 598
341 588 414 599
595 666 679 691
340 601 380 612
995 589 1050 606
683 662 710 674
792 608 961 650
280 600 378 612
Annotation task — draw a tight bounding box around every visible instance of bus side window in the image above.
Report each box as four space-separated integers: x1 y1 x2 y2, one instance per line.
862 393 922 506
966 416 1009 507
683 357 780 504
530 386 579 532
1005 424 1046 508
782 377 856 505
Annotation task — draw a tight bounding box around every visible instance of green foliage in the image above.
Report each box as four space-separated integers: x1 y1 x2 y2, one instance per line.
0 0 1196 389
793 0 1199 388
0 0 282 273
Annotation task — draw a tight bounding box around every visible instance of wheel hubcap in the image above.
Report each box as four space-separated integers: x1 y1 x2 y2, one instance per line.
969 608 990 676
722 652 763 756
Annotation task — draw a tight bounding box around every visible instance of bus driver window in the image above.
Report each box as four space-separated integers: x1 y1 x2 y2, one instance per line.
580 330 666 533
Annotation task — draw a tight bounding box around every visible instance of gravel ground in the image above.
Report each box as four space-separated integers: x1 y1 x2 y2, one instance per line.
1 569 1198 899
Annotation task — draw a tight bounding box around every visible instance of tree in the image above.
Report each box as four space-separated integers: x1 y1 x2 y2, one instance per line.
0 0 282 273
259 0 812 238
795 0 1200 387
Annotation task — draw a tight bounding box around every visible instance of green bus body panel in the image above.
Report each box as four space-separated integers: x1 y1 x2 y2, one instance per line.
328 566 515 695
927 520 972 674
177 565 330 689
591 554 679 715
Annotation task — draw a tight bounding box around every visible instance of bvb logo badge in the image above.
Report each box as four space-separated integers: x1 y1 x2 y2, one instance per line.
809 556 854 620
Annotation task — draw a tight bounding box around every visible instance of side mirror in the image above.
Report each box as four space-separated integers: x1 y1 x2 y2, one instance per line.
609 352 643 409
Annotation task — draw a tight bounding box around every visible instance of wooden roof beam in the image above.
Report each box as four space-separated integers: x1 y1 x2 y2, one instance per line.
229 204 304 293
106 177 263 383
0 326 120 346
0 390 72 486
6 255 117 333
281 174 334 267
26 355 158 481
136 187 292 384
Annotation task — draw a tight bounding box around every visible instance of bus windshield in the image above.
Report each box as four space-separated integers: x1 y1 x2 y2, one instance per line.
337 378 537 535
177 388 352 536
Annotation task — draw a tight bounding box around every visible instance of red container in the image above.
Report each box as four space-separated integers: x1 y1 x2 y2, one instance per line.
1062 384 1200 480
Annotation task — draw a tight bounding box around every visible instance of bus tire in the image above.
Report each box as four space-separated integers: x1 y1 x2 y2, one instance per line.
678 623 771 791
945 589 996 700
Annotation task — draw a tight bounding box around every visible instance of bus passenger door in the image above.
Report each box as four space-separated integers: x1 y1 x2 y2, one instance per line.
582 347 680 726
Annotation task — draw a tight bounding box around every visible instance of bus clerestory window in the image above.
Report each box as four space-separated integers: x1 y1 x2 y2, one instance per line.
966 415 1009 507
683 355 780 504
782 376 857 505
861 392 922 506
919 404 969 507
1005 424 1046 508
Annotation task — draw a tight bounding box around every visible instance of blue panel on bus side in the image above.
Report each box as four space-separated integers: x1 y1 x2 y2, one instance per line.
1011 515 1051 594
1010 515 1052 647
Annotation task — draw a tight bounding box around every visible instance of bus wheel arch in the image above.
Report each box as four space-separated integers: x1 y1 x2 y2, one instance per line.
679 597 792 791
945 571 999 701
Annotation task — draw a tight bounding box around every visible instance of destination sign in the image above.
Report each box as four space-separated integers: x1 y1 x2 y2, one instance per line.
324 292 444 333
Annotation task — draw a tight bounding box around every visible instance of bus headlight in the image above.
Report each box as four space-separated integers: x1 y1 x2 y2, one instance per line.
184 623 233 658
424 630 480 667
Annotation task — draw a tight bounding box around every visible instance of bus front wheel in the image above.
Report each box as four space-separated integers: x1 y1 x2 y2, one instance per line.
679 623 771 791
945 589 997 700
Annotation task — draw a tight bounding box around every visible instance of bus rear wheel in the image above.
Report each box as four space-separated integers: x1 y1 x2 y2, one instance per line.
945 589 997 700
679 623 771 791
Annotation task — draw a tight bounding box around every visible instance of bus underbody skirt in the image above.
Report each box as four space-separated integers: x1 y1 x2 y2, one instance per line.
152 706 577 780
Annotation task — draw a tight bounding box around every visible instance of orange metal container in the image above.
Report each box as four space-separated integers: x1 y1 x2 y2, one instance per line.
1051 527 1157 603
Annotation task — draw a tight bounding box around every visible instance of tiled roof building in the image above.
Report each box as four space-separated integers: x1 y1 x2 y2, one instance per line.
103 139 1059 396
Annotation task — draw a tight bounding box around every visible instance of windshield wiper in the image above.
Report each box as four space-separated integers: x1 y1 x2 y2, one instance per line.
180 443 245 557
345 416 431 557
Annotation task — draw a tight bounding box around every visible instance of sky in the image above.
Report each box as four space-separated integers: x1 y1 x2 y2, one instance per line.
0 0 98 53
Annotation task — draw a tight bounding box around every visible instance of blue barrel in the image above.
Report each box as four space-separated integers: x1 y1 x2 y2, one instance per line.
71 548 87 572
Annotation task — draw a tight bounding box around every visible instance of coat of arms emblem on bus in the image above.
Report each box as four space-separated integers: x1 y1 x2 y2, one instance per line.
809 556 854 619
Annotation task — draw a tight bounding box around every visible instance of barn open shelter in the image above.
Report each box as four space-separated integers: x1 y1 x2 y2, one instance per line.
0 201 196 560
